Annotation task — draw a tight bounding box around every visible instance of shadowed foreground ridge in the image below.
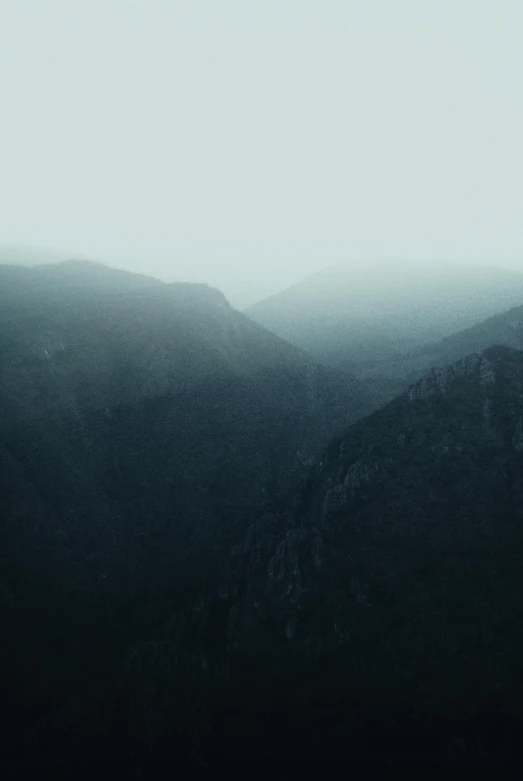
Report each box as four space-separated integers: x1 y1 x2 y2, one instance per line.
6 340 522 774
100 344 523 773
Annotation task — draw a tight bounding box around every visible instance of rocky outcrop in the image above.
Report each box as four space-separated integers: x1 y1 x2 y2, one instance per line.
104 345 523 768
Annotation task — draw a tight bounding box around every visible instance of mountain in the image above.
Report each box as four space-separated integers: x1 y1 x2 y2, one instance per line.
92 345 523 773
0 260 371 769
244 260 523 372
7 261 523 773
365 301 523 394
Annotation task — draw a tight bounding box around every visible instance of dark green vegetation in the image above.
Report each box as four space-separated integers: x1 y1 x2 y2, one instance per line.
0 261 370 775
245 260 523 373
4 261 523 776
108 345 523 773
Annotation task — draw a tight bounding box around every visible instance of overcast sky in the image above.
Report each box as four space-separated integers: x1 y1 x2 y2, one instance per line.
1 1 522 305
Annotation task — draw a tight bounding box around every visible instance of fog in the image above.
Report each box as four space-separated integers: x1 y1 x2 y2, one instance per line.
1 0 522 306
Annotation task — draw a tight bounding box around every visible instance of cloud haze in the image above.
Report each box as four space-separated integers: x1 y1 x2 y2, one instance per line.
1 1 522 304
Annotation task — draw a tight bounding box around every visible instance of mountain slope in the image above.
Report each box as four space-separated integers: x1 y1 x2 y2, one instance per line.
366 301 523 391
107 345 523 771
0 260 371 763
245 260 523 371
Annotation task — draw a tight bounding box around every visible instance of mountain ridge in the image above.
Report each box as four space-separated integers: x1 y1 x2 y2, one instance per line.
0 261 373 766
245 260 523 372
5 260 523 771
101 343 523 768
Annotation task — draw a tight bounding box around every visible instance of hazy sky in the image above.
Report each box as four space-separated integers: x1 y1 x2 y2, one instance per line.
1 1 522 305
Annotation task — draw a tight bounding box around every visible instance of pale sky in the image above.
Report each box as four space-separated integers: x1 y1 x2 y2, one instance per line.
1 1 522 305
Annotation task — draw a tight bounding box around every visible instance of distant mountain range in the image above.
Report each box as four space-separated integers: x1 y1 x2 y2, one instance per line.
5 258 523 773
364 301 523 391
245 260 523 372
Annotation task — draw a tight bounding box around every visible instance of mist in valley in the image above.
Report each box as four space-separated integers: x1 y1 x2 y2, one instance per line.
2 2 523 777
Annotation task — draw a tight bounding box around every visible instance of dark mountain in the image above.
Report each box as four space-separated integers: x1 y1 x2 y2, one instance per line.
244 260 523 372
87 345 523 773
0 260 370 771
6 262 523 774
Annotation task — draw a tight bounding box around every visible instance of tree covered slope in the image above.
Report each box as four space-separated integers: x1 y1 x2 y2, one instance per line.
0 260 371 767
106 345 523 772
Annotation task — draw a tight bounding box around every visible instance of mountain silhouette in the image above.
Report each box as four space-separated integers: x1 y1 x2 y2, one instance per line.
0 260 371 769
106 345 523 772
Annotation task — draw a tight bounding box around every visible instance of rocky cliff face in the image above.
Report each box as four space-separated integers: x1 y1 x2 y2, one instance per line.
106 345 523 770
